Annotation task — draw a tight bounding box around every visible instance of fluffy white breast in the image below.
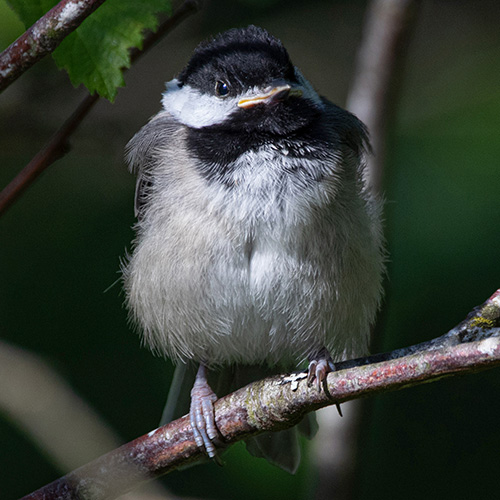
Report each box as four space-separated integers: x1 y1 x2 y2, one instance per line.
209 145 338 228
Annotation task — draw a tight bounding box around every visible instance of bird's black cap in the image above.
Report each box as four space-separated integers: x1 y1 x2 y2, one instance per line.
177 25 297 97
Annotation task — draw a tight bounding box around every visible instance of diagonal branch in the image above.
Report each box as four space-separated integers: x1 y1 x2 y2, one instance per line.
0 93 100 215
0 0 108 93
21 289 500 500
0 0 201 217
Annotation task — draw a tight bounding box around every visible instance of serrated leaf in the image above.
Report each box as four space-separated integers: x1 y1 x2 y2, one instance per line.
52 0 172 101
7 0 171 101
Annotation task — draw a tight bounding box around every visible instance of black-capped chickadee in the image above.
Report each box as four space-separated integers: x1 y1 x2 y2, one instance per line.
123 25 384 472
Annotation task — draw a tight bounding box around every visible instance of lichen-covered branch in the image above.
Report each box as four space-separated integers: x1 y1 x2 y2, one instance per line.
21 290 500 500
0 0 107 92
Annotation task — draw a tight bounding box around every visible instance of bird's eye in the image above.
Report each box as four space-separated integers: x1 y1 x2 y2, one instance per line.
215 80 229 97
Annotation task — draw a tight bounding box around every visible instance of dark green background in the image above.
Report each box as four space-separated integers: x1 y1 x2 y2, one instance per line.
1 0 499 498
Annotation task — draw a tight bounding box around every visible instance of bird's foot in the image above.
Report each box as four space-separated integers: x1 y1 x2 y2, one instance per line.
190 364 219 459
307 349 343 415
307 348 335 392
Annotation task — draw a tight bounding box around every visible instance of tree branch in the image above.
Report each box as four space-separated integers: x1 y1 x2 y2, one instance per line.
21 289 500 500
0 0 202 217
0 93 100 215
346 0 420 194
0 0 108 93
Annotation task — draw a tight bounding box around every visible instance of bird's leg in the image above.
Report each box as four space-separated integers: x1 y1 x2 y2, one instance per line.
307 347 335 392
190 364 219 458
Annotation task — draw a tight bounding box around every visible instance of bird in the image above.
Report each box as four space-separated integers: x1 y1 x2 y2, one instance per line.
123 25 384 473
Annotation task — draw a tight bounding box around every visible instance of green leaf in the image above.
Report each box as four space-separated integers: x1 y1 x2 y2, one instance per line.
53 0 172 101
7 0 172 101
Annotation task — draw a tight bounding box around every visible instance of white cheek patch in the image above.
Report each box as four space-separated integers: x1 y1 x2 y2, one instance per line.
161 79 239 128
161 71 324 129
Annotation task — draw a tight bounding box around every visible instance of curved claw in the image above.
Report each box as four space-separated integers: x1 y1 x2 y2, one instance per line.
190 365 219 458
307 349 335 392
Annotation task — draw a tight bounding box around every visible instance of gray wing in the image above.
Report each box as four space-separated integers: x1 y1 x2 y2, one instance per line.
125 111 180 218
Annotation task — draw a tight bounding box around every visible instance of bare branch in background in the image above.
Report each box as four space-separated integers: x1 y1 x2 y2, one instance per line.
21 290 500 500
0 0 107 93
0 340 120 471
0 0 202 216
346 0 420 195
316 2 420 497
0 341 188 500
0 93 100 215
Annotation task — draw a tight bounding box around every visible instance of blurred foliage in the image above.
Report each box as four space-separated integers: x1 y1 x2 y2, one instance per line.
0 1 24 45
6 0 59 25
1 0 500 499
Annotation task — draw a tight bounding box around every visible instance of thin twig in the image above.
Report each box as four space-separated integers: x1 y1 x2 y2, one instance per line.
0 93 100 215
130 0 202 62
20 290 500 500
346 0 420 195
0 0 107 93
0 0 202 216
